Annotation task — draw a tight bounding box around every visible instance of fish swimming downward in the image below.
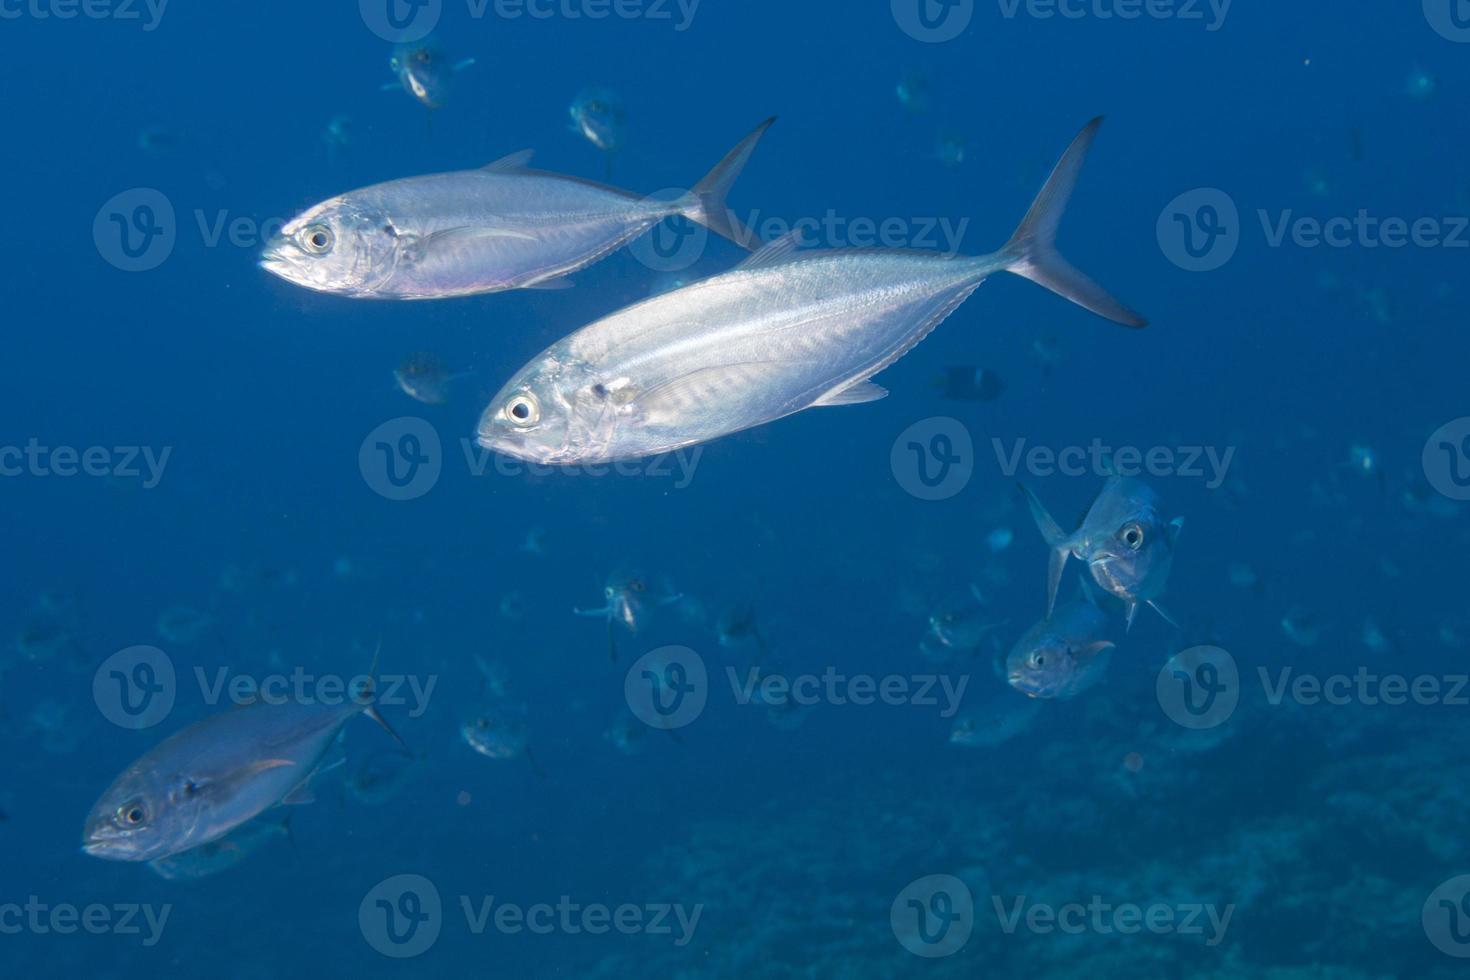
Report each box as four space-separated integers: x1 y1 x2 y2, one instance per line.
1005 589 1116 700
478 118 1145 464
1020 476 1183 630
260 119 774 298
81 677 401 863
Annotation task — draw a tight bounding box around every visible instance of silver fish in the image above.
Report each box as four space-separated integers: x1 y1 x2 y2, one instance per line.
1005 598 1114 700
569 87 626 154
260 120 773 299
384 41 475 110
1020 476 1182 630
82 685 399 862
478 118 1143 464
573 571 681 661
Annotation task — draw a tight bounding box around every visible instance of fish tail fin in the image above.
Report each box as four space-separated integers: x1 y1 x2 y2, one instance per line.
680 117 776 251
1001 117 1147 328
1018 483 1071 618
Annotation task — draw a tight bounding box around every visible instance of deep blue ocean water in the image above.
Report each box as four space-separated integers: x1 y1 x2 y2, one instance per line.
3 1 1470 976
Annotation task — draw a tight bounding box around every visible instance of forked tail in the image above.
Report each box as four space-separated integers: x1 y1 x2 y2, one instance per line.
679 118 777 251
1002 117 1147 328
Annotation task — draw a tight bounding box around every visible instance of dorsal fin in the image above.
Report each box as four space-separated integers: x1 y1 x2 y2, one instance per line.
483 150 534 173
736 231 803 270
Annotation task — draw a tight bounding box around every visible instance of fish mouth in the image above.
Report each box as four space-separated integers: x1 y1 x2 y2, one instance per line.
258 242 297 280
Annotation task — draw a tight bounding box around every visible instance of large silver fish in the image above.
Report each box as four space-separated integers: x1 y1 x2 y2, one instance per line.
260 120 773 298
81 685 400 862
477 118 1144 464
1020 476 1182 629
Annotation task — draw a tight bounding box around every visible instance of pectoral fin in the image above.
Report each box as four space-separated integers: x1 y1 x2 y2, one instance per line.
812 381 888 407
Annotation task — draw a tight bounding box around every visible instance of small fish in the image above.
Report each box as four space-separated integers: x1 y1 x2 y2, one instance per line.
479 119 1144 465
1361 618 1390 654
461 702 544 777
985 527 1014 554
928 587 1003 653
1020 476 1182 630
604 713 647 755
394 352 467 405
1405 66 1437 102
499 591 527 621
933 131 967 168
1344 443 1387 495
384 40 475 110
261 120 773 299
716 603 769 660
569 87 626 158
574 572 681 661
344 749 423 806
949 700 1041 748
1281 607 1323 647
147 817 292 881
136 125 180 155
82 670 401 862
472 655 511 700
520 527 548 556
1005 597 1115 700
322 114 351 164
1227 562 1263 595
896 69 932 114
935 365 1006 402
1031 333 1062 378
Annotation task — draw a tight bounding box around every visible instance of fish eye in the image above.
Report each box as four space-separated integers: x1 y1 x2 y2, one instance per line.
1031 653 1046 668
301 224 334 254
1121 523 1145 551
117 800 148 827
504 392 540 427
